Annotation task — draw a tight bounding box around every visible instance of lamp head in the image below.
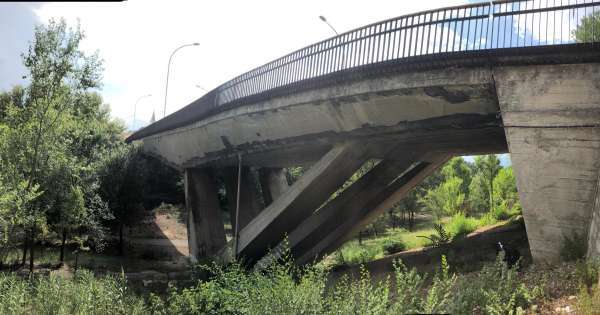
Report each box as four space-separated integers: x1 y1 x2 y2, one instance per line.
319 15 327 22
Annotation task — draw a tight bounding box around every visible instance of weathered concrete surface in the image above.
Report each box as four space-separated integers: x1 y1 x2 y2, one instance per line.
254 156 419 269
184 168 227 262
258 168 289 206
495 63 600 262
140 67 498 169
297 154 450 264
223 167 263 231
237 142 371 262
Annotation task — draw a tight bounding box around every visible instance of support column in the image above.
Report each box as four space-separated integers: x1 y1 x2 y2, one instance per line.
295 154 449 265
258 168 289 206
184 168 227 262
495 63 600 262
223 167 264 232
237 142 370 262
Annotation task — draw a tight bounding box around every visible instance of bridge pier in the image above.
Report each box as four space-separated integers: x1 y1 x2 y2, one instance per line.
223 166 263 231
258 168 289 206
184 168 227 262
496 64 600 262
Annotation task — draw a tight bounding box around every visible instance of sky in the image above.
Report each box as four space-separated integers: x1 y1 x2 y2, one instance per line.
1 0 476 129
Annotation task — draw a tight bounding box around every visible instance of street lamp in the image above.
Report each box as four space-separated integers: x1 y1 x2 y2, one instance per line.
319 15 346 70
163 42 200 118
319 15 339 35
195 84 208 92
133 94 152 130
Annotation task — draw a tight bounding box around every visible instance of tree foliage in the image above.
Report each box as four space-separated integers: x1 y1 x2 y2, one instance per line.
97 145 147 255
573 11 600 42
419 176 465 220
0 19 123 268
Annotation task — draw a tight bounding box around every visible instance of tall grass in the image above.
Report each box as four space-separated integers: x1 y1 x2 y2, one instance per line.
0 270 146 314
0 253 540 315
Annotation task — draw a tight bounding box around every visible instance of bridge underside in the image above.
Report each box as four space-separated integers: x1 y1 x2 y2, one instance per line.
140 62 600 264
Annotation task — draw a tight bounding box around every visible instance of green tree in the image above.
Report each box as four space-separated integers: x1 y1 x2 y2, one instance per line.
392 166 444 231
0 19 103 272
467 173 488 213
492 167 521 216
573 11 600 42
441 157 472 195
97 145 147 255
419 176 465 220
470 155 501 212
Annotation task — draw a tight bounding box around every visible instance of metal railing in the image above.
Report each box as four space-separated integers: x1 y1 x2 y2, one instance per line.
130 0 600 140
215 0 599 106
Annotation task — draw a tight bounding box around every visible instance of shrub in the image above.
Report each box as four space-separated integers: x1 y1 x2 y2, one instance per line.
478 212 498 226
577 284 600 315
576 259 600 292
419 223 451 247
382 239 406 255
445 213 479 239
561 231 587 261
450 255 537 314
337 242 380 266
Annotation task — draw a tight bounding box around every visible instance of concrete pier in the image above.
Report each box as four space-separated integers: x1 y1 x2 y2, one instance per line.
184 168 227 262
495 64 600 262
258 168 289 206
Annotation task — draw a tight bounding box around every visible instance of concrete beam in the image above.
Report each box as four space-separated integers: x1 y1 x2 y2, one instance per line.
184 168 227 262
223 166 264 232
296 154 450 265
495 63 600 261
253 154 419 269
237 142 370 262
258 168 289 206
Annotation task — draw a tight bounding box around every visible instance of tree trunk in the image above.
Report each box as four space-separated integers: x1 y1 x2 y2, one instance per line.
409 211 414 231
21 234 28 266
358 231 363 245
29 228 35 273
60 228 67 263
118 223 124 256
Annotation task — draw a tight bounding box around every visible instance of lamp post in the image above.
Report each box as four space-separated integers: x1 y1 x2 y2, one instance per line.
163 42 200 118
319 15 339 35
195 84 208 92
319 15 346 70
133 94 152 130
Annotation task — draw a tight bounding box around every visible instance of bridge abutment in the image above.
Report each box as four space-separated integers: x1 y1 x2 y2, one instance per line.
184 168 227 262
496 64 600 262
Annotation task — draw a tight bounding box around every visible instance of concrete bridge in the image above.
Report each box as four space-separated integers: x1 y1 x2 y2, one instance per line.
129 0 600 265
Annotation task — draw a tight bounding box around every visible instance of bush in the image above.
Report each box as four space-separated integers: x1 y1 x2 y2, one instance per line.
576 259 600 292
450 255 537 314
478 212 498 226
561 231 587 261
577 284 600 315
382 239 406 255
445 213 479 239
419 223 451 247
491 201 520 221
336 242 380 266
